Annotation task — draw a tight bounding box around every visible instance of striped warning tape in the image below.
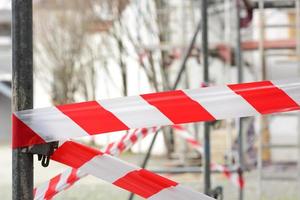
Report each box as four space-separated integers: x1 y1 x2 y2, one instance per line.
49 141 213 200
35 124 244 200
172 125 204 154
105 127 157 156
34 167 84 200
210 164 244 189
13 79 300 148
173 125 244 188
34 127 156 200
14 79 300 199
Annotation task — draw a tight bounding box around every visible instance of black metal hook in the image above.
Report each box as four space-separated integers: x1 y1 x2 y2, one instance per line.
37 154 50 167
210 186 223 200
41 155 50 167
29 141 59 168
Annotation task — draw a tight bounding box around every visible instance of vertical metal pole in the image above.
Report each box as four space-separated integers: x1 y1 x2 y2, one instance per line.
201 0 211 195
296 0 300 198
224 0 232 83
257 1 265 199
12 1 34 200
128 3 204 199
224 0 233 164
128 130 159 200
235 1 244 200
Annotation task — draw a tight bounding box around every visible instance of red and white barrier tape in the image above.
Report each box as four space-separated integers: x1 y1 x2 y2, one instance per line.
210 164 244 188
13 79 300 148
34 127 156 200
172 125 204 154
49 141 213 200
15 79 300 199
35 124 244 200
34 167 84 200
173 125 244 188
105 127 156 156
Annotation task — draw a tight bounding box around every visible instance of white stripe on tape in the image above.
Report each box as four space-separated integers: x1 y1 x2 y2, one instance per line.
98 96 173 128
55 168 72 192
184 86 259 119
34 181 49 200
272 78 300 105
230 174 239 187
79 154 138 183
149 185 214 200
15 107 89 141
76 169 87 178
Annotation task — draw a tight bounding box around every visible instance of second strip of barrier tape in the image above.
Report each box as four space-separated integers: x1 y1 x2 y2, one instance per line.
35 125 244 199
34 127 156 200
50 141 214 200
173 125 244 188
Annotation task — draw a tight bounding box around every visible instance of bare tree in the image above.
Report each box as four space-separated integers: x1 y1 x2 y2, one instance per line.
33 0 130 104
34 0 175 154
108 0 175 155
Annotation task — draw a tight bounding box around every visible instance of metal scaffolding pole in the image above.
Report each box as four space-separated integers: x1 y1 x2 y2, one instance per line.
173 20 202 88
236 0 244 200
151 167 240 174
128 14 203 200
127 130 159 200
201 0 211 196
296 0 300 198
253 1 296 9
12 0 34 200
257 1 265 199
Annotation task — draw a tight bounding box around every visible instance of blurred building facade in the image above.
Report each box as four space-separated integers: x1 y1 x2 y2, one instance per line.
0 1 299 160
0 1 11 143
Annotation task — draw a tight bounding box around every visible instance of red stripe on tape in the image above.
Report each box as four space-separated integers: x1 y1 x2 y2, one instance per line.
116 132 129 152
57 101 129 134
130 134 138 143
222 167 231 179
12 114 46 148
141 128 148 137
186 138 200 146
33 188 37 197
239 175 245 188
51 141 102 168
117 141 126 152
114 169 177 198
64 169 81 191
105 143 114 154
141 90 215 124
228 81 300 114
44 174 61 200
172 124 185 131
67 169 80 185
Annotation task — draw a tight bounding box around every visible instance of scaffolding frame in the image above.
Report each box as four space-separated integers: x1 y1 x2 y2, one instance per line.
257 0 300 199
11 1 252 200
129 0 246 200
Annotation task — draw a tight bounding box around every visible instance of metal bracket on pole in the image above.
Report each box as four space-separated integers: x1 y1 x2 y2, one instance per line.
18 142 58 168
28 142 59 167
209 186 223 200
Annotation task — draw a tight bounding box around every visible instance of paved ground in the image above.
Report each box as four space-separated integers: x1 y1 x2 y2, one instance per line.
1 145 299 200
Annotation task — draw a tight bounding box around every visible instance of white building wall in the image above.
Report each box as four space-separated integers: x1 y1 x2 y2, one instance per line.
0 4 11 144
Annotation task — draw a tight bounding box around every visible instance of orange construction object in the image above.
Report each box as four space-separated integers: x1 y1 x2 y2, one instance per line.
242 39 296 50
